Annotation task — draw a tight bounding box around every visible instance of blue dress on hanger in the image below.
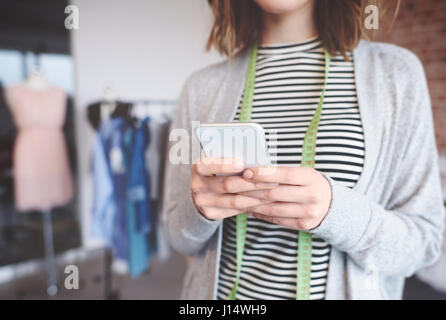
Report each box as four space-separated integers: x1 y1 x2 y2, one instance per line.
91 116 155 277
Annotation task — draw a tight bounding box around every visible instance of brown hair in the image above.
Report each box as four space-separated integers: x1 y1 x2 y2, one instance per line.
206 0 400 58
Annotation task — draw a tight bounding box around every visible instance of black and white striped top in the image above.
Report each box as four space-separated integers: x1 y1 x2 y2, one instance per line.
217 38 365 300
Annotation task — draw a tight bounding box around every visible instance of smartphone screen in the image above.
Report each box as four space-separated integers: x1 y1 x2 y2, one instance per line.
195 123 271 168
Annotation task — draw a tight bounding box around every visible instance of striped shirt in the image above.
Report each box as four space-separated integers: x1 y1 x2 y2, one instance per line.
216 38 365 300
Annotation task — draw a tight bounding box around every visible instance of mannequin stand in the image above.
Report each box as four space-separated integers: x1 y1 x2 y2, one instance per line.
42 209 58 296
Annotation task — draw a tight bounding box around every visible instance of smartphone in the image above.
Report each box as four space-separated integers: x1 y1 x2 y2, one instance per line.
195 122 271 168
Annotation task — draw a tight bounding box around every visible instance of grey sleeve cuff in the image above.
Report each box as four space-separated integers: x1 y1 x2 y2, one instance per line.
308 175 372 251
176 191 221 250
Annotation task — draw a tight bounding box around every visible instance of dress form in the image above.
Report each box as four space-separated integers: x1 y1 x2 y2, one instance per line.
4 68 74 296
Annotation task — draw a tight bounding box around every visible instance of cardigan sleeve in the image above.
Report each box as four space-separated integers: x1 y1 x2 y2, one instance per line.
161 76 221 256
309 50 445 277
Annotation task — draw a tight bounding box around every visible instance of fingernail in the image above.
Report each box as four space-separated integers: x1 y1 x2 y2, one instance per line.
234 160 245 170
243 170 253 179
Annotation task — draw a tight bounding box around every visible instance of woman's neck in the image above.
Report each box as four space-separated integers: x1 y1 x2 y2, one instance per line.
260 1 317 46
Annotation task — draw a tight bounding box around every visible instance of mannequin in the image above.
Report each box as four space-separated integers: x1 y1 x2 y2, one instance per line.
24 67 49 91
4 63 73 296
5 71 73 212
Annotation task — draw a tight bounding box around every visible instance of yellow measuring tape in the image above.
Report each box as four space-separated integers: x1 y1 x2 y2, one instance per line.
227 44 331 300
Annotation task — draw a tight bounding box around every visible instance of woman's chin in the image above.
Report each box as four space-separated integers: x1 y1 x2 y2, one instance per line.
254 0 313 15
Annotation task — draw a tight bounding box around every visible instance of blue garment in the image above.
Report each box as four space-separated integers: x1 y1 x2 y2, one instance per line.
126 118 154 277
91 116 155 277
129 118 152 234
91 131 115 247
109 119 131 261
92 118 130 261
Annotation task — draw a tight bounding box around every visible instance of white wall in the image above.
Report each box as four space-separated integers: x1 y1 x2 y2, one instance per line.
70 0 222 246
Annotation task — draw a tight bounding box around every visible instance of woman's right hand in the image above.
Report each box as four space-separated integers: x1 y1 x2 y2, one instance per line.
190 158 277 221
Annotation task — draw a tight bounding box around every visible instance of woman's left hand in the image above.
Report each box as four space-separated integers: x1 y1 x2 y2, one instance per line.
239 167 332 231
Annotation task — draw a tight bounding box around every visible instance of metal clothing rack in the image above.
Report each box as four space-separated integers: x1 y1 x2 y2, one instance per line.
131 99 177 106
98 98 176 123
99 98 177 107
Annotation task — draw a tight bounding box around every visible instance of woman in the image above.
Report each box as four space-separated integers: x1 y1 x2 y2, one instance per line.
162 0 445 300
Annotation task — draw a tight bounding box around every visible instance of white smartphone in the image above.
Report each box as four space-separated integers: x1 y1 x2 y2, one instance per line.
195 122 271 168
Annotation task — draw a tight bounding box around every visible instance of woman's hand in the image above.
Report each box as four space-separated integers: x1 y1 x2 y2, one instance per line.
190 158 278 221
239 167 332 230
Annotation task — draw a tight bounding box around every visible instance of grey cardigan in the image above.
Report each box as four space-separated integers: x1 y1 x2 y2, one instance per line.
162 40 445 300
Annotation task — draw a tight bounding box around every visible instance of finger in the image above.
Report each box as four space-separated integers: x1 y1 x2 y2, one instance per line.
250 213 307 230
194 193 273 210
242 166 316 185
192 157 245 176
248 202 306 218
239 185 310 202
192 175 278 193
201 207 245 220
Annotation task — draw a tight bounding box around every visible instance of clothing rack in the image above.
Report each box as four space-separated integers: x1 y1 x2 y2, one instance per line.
99 99 177 106
128 99 177 117
97 98 176 123
90 97 175 299
131 99 177 106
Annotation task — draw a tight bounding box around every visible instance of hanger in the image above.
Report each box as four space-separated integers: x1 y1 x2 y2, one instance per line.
100 84 117 122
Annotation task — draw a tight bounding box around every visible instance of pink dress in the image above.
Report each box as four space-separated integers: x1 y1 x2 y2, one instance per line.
4 85 73 212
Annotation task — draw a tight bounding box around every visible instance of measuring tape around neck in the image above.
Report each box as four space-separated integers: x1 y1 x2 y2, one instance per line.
227 44 331 300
